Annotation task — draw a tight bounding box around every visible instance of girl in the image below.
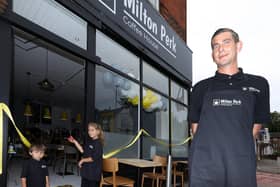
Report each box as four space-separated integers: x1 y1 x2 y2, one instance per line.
68 122 104 187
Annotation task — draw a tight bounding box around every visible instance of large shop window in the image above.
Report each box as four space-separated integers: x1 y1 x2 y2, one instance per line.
96 30 140 80
142 87 169 159
142 62 169 159
171 102 188 157
143 62 168 95
95 65 140 158
171 81 188 105
13 0 87 49
171 81 189 157
12 28 85 149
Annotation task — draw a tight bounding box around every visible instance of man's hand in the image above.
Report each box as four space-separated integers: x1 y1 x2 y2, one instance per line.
0 0 8 14
253 123 262 139
191 123 198 136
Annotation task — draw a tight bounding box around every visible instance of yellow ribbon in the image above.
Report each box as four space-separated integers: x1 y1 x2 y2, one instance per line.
0 103 31 174
103 128 192 158
0 102 191 170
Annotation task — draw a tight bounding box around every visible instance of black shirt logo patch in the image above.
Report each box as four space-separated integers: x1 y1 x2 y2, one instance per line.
213 99 242 106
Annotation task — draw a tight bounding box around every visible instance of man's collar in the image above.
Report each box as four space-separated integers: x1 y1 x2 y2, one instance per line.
214 68 244 80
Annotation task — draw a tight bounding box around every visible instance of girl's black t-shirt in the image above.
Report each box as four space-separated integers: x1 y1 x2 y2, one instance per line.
81 138 103 181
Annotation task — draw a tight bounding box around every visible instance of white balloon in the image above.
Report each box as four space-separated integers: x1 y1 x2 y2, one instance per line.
122 80 131 90
103 72 113 85
121 89 129 97
142 89 146 97
114 76 124 87
144 100 163 112
161 101 167 111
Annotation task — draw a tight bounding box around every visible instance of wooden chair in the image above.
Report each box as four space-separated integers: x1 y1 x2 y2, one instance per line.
172 161 185 187
100 158 135 187
156 161 186 187
141 155 167 187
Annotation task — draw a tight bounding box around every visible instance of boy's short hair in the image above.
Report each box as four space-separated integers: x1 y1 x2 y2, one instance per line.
29 143 46 153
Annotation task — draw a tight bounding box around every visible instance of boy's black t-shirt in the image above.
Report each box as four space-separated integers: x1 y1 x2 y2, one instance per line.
21 158 49 187
80 138 103 181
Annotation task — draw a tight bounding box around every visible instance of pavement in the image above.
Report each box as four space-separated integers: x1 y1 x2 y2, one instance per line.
257 159 280 187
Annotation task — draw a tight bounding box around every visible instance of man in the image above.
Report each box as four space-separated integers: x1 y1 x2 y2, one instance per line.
188 28 270 187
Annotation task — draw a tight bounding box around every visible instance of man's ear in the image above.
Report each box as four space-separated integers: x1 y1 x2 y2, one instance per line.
237 40 243 52
29 151 32 156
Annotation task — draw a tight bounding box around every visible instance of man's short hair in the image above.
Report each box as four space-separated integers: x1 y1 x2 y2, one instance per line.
211 28 239 49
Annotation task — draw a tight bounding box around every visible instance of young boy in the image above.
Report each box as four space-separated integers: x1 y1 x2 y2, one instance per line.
21 143 50 187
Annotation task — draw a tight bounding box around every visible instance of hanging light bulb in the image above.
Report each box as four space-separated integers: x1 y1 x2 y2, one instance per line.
60 111 68 121
24 72 33 116
43 107 51 119
24 103 32 116
75 113 81 123
8 143 16 154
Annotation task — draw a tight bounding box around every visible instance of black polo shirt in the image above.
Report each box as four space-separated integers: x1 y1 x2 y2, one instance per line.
80 138 103 181
189 68 270 124
21 158 49 187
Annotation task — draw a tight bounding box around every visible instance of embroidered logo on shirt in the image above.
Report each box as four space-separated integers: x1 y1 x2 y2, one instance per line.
213 99 242 106
242 86 260 93
89 145 94 149
41 165 47 168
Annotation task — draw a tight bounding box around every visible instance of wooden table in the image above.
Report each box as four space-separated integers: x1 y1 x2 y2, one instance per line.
119 158 163 168
173 160 188 165
119 158 163 187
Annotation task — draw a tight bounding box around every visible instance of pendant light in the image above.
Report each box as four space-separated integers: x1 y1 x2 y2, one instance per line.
24 103 32 116
8 143 16 154
60 111 68 121
42 106 51 119
38 48 55 92
75 113 81 123
24 72 33 116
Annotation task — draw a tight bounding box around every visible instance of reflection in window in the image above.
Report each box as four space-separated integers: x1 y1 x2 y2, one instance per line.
171 80 188 105
171 101 188 157
96 30 140 80
95 65 139 158
13 0 87 49
143 62 168 95
142 87 169 159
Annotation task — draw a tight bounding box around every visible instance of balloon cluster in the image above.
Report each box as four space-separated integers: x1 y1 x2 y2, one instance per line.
121 86 166 112
103 69 166 112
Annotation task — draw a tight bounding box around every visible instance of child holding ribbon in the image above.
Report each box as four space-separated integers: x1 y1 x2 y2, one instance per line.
68 122 104 187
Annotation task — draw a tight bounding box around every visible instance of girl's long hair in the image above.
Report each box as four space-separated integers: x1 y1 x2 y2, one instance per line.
88 122 105 146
